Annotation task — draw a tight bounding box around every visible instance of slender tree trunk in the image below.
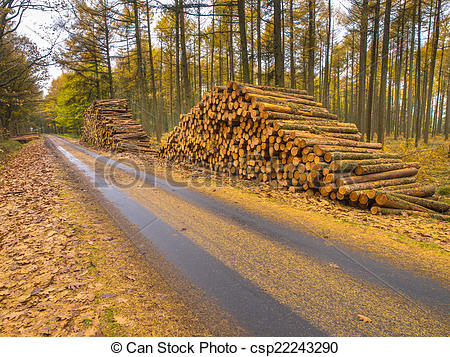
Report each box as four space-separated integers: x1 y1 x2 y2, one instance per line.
132 0 147 124
400 29 410 138
424 0 441 144
351 32 355 123
345 52 349 122
273 0 284 86
323 0 331 106
175 0 181 116
237 0 250 83
376 0 392 144
250 0 254 83
414 0 422 147
229 6 235 81
256 0 262 85
393 0 406 140
210 1 215 89
102 1 114 98
179 0 192 111
406 0 417 141
307 0 316 96
445 76 449 140
145 0 159 140
197 2 202 99
417 0 433 143
434 44 445 135
358 0 369 131
169 45 173 127
386 53 393 136
289 0 295 88
366 0 380 141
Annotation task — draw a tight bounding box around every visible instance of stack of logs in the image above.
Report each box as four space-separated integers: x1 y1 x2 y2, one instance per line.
81 99 155 153
159 82 449 220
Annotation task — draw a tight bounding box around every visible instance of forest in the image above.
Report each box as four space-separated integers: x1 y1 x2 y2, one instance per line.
0 0 449 146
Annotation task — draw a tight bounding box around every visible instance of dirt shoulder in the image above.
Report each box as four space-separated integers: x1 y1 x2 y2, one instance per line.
0 140 211 336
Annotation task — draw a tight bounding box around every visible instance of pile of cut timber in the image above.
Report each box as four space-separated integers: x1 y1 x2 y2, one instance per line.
159 82 449 219
81 99 154 153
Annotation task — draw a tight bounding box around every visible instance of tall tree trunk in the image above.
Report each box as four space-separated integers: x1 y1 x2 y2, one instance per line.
179 0 192 111
400 29 410 138
132 0 147 124
345 52 349 122
406 0 417 141
350 32 355 123
307 0 316 96
366 0 380 141
256 0 262 84
210 1 215 89
175 0 181 116
197 2 202 99
434 43 445 135
102 1 114 98
322 0 331 106
376 0 392 144
289 0 295 88
386 52 393 135
228 6 235 81
273 0 284 86
424 0 441 144
237 0 250 83
250 0 254 83
357 0 369 131
445 76 449 140
145 0 159 140
414 0 422 147
393 0 406 140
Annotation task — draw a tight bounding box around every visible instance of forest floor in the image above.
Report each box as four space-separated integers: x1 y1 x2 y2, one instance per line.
0 139 22 165
0 140 211 336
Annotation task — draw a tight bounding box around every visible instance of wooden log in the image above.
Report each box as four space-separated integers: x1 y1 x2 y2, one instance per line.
338 176 417 195
330 158 403 172
370 207 450 222
388 193 449 213
355 162 421 175
374 192 435 213
384 183 437 197
336 168 419 186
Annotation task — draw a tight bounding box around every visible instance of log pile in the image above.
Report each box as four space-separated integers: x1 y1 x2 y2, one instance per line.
81 99 155 153
158 82 449 219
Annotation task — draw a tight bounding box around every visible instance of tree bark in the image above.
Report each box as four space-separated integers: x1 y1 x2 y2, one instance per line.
376 0 392 144
357 0 369 132
256 0 262 85
175 0 181 116
322 0 331 107
237 0 250 83
424 0 441 144
179 0 192 111
145 0 159 140
366 0 380 142
406 0 417 140
289 0 295 89
307 0 316 96
273 0 284 86
414 0 422 147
